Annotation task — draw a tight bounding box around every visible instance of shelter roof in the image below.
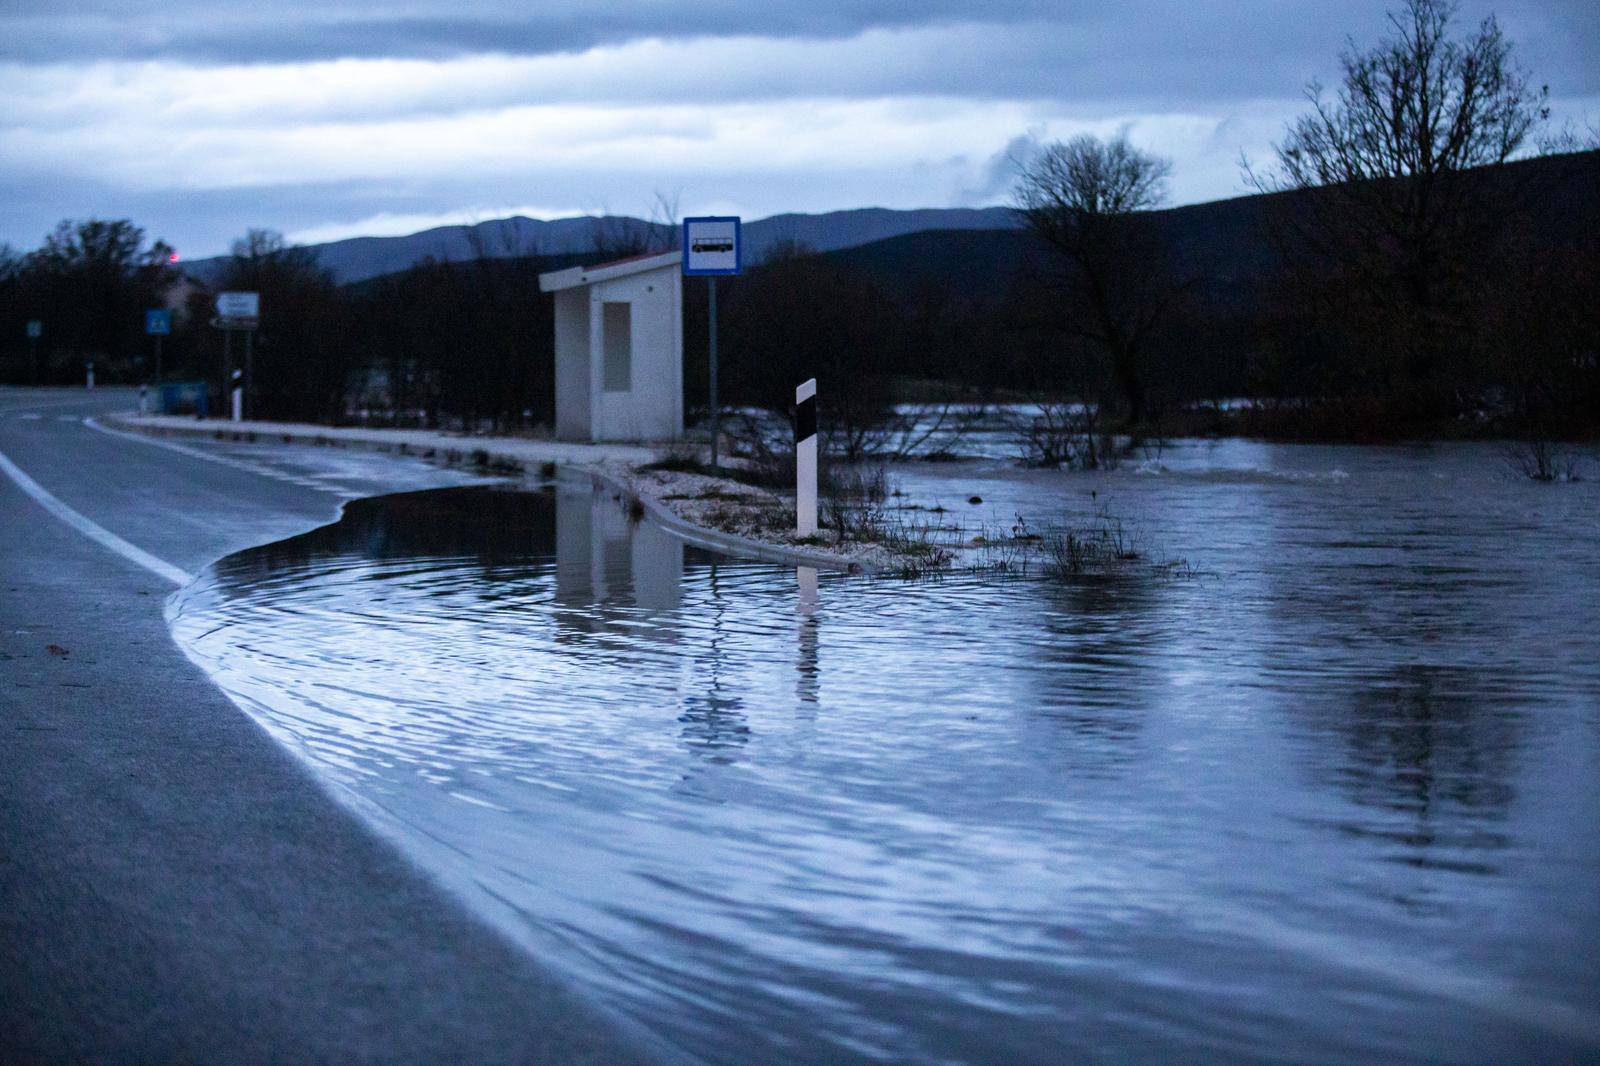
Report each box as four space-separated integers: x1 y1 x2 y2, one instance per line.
538 250 679 292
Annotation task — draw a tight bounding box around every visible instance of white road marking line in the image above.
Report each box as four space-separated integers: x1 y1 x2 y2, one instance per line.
0 446 192 587
17 413 42 420
83 417 345 496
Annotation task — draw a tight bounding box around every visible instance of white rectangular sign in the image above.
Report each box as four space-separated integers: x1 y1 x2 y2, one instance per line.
215 291 260 318
682 217 741 276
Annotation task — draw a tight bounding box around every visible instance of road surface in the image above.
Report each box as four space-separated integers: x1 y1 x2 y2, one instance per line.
0 388 648 1064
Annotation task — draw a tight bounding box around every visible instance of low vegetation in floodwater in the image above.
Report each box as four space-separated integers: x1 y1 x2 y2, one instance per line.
633 445 1202 580
963 510 1196 582
1503 439 1586 483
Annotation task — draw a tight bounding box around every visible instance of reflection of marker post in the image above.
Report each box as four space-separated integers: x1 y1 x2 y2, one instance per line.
796 378 817 536
797 565 818 612
795 565 819 705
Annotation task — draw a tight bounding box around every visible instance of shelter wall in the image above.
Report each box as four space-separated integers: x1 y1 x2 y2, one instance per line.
553 288 591 441
589 267 682 441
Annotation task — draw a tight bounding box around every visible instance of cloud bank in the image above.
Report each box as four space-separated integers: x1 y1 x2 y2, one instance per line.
0 1 1592 255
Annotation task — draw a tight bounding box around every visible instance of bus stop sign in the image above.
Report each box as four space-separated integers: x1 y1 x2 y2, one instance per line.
682 217 741 276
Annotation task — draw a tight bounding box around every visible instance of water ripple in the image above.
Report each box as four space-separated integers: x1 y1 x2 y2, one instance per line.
169 453 1600 1063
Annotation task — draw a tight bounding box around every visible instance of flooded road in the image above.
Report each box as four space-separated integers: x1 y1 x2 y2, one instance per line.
168 441 1600 1063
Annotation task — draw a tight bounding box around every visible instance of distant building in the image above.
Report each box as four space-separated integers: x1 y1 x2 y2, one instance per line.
166 271 210 326
538 251 682 442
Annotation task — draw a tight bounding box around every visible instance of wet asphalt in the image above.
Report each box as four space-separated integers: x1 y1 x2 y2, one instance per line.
0 388 648 1064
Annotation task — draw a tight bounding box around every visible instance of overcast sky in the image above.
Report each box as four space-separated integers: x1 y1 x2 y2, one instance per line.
1 0 1593 257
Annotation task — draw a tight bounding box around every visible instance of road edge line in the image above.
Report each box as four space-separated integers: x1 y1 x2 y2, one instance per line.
0 446 193 587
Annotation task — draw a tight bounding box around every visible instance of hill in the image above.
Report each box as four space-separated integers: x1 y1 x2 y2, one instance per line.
185 206 1021 287
829 149 1599 310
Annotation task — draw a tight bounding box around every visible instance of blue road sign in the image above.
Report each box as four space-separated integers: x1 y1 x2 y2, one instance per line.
145 309 172 335
683 217 742 276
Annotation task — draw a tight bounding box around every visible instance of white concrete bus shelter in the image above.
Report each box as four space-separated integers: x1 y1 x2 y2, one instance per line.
538 251 683 442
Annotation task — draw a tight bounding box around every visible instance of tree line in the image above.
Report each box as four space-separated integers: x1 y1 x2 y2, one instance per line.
1 0 1593 447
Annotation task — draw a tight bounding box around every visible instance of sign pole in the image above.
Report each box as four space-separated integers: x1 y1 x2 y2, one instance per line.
796 378 817 536
243 329 254 421
708 276 718 470
222 329 233 419
682 216 740 471
144 309 171 394
25 320 41 384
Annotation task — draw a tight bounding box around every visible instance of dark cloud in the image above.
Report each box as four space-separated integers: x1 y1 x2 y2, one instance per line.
4 2 1061 64
5 1 1591 103
1 0 1593 253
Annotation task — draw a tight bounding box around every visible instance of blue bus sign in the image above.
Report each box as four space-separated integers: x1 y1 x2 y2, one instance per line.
682 216 741 276
145 309 172 336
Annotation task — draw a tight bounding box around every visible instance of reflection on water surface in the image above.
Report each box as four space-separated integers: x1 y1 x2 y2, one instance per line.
170 444 1600 1063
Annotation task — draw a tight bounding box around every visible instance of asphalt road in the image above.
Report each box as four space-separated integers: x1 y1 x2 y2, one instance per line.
0 388 649 1064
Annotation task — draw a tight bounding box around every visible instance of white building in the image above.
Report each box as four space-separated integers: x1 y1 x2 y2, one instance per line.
538 251 683 442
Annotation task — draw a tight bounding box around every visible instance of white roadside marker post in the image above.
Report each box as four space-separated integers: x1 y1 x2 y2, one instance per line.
796 378 817 537
85 361 94 389
230 368 243 421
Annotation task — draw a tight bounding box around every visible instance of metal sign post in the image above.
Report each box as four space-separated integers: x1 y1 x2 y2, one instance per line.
212 292 259 421
682 216 741 470
708 277 718 467
796 378 818 536
145 309 171 386
25 320 41 384
243 330 254 420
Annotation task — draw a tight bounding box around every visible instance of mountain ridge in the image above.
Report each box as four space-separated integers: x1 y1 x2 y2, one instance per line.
183 206 1024 286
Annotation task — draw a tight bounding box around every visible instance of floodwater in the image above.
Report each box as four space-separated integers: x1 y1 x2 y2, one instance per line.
168 440 1600 1063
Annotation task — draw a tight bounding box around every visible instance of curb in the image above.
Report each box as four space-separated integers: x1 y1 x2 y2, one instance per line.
587 467 868 574
106 414 870 574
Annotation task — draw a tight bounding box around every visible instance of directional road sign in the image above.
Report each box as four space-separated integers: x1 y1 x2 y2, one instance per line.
214 291 260 330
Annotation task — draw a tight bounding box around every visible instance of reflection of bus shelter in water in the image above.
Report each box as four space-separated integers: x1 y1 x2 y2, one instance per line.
554 484 683 616
538 251 683 442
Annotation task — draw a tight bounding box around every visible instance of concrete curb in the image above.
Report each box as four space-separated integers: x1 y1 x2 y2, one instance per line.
586 466 869 573
107 413 871 574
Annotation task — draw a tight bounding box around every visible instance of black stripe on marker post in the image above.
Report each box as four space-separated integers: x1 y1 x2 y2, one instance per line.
795 395 816 445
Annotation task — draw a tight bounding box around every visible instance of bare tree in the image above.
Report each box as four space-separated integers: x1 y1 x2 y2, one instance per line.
1012 133 1174 426
647 188 681 251
1245 0 1549 413
587 189 682 261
